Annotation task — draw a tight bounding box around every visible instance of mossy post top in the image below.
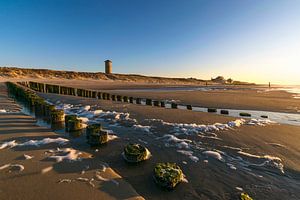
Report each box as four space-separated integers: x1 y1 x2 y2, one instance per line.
105 60 112 74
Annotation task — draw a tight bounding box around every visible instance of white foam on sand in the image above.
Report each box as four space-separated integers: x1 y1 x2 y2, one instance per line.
227 163 237 170
235 187 243 191
92 109 103 115
23 154 34 160
55 103 72 110
177 150 199 162
0 109 7 113
0 140 18 149
78 117 89 123
58 103 138 128
0 164 11 170
18 137 69 147
158 134 192 149
95 171 120 186
202 150 225 162
0 164 24 172
48 148 83 162
59 177 95 187
247 118 276 126
58 179 72 183
267 143 286 148
149 118 274 137
41 166 53 174
237 150 284 173
95 174 110 182
133 124 151 133
107 135 119 142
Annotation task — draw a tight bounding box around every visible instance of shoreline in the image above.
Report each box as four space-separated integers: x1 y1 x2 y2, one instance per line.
1 80 300 199
0 83 144 200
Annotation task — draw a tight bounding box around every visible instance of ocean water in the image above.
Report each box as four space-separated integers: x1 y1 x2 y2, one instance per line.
274 85 300 98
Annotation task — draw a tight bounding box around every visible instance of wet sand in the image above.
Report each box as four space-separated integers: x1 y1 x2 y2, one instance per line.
8 78 298 113
0 84 144 200
1 80 300 199
38 91 300 200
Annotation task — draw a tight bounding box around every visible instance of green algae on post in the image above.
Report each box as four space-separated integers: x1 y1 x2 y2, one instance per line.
123 96 129 102
240 192 253 200
88 130 108 146
50 109 65 123
86 123 102 139
207 108 217 112
240 112 251 117
129 97 134 103
171 102 178 109
146 99 152 106
153 100 160 107
136 98 142 104
65 115 79 130
123 143 150 163
186 105 192 110
111 94 116 101
153 163 183 190
117 95 122 101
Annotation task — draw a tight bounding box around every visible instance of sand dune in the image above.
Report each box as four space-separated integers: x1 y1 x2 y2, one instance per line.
0 67 252 85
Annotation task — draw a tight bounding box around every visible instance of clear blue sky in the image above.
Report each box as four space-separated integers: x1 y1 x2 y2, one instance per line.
0 0 299 84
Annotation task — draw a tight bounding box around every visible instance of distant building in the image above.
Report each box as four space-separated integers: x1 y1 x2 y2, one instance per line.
105 60 112 74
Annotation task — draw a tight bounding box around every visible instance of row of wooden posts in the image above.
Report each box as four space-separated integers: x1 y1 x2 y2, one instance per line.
6 82 111 146
7 82 188 190
17 81 263 118
18 81 195 111
7 82 65 123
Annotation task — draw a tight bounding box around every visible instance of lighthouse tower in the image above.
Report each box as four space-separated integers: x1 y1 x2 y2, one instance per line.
105 60 112 74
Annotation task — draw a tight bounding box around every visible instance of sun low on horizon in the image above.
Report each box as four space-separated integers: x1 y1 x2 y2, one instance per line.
0 0 300 85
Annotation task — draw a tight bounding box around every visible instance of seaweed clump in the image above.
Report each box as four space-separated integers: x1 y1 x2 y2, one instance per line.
153 163 183 189
240 192 253 200
123 143 150 163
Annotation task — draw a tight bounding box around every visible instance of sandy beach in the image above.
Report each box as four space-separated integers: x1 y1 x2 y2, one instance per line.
5 78 298 114
2 1 300 199
0 82 144 200
0 79 298 199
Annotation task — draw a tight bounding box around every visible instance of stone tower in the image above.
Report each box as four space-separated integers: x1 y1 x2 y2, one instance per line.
105 60 112 74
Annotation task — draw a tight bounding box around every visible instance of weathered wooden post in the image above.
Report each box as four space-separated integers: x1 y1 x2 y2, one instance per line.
123 96 129 102
129 97 134 103
220 110 229 115
67 118 82 132
146 99 152 106
117 95 122 101
171 102 177 109
50 109 64 123
65 115 77 129
136 98 141 104
207 108 217 113
153 100 160 107
86 124 102 139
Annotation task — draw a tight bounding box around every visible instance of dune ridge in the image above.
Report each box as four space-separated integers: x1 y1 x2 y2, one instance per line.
0 67 253 85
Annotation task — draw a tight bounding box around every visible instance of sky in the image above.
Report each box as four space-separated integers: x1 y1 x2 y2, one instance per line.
0 0 299 85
